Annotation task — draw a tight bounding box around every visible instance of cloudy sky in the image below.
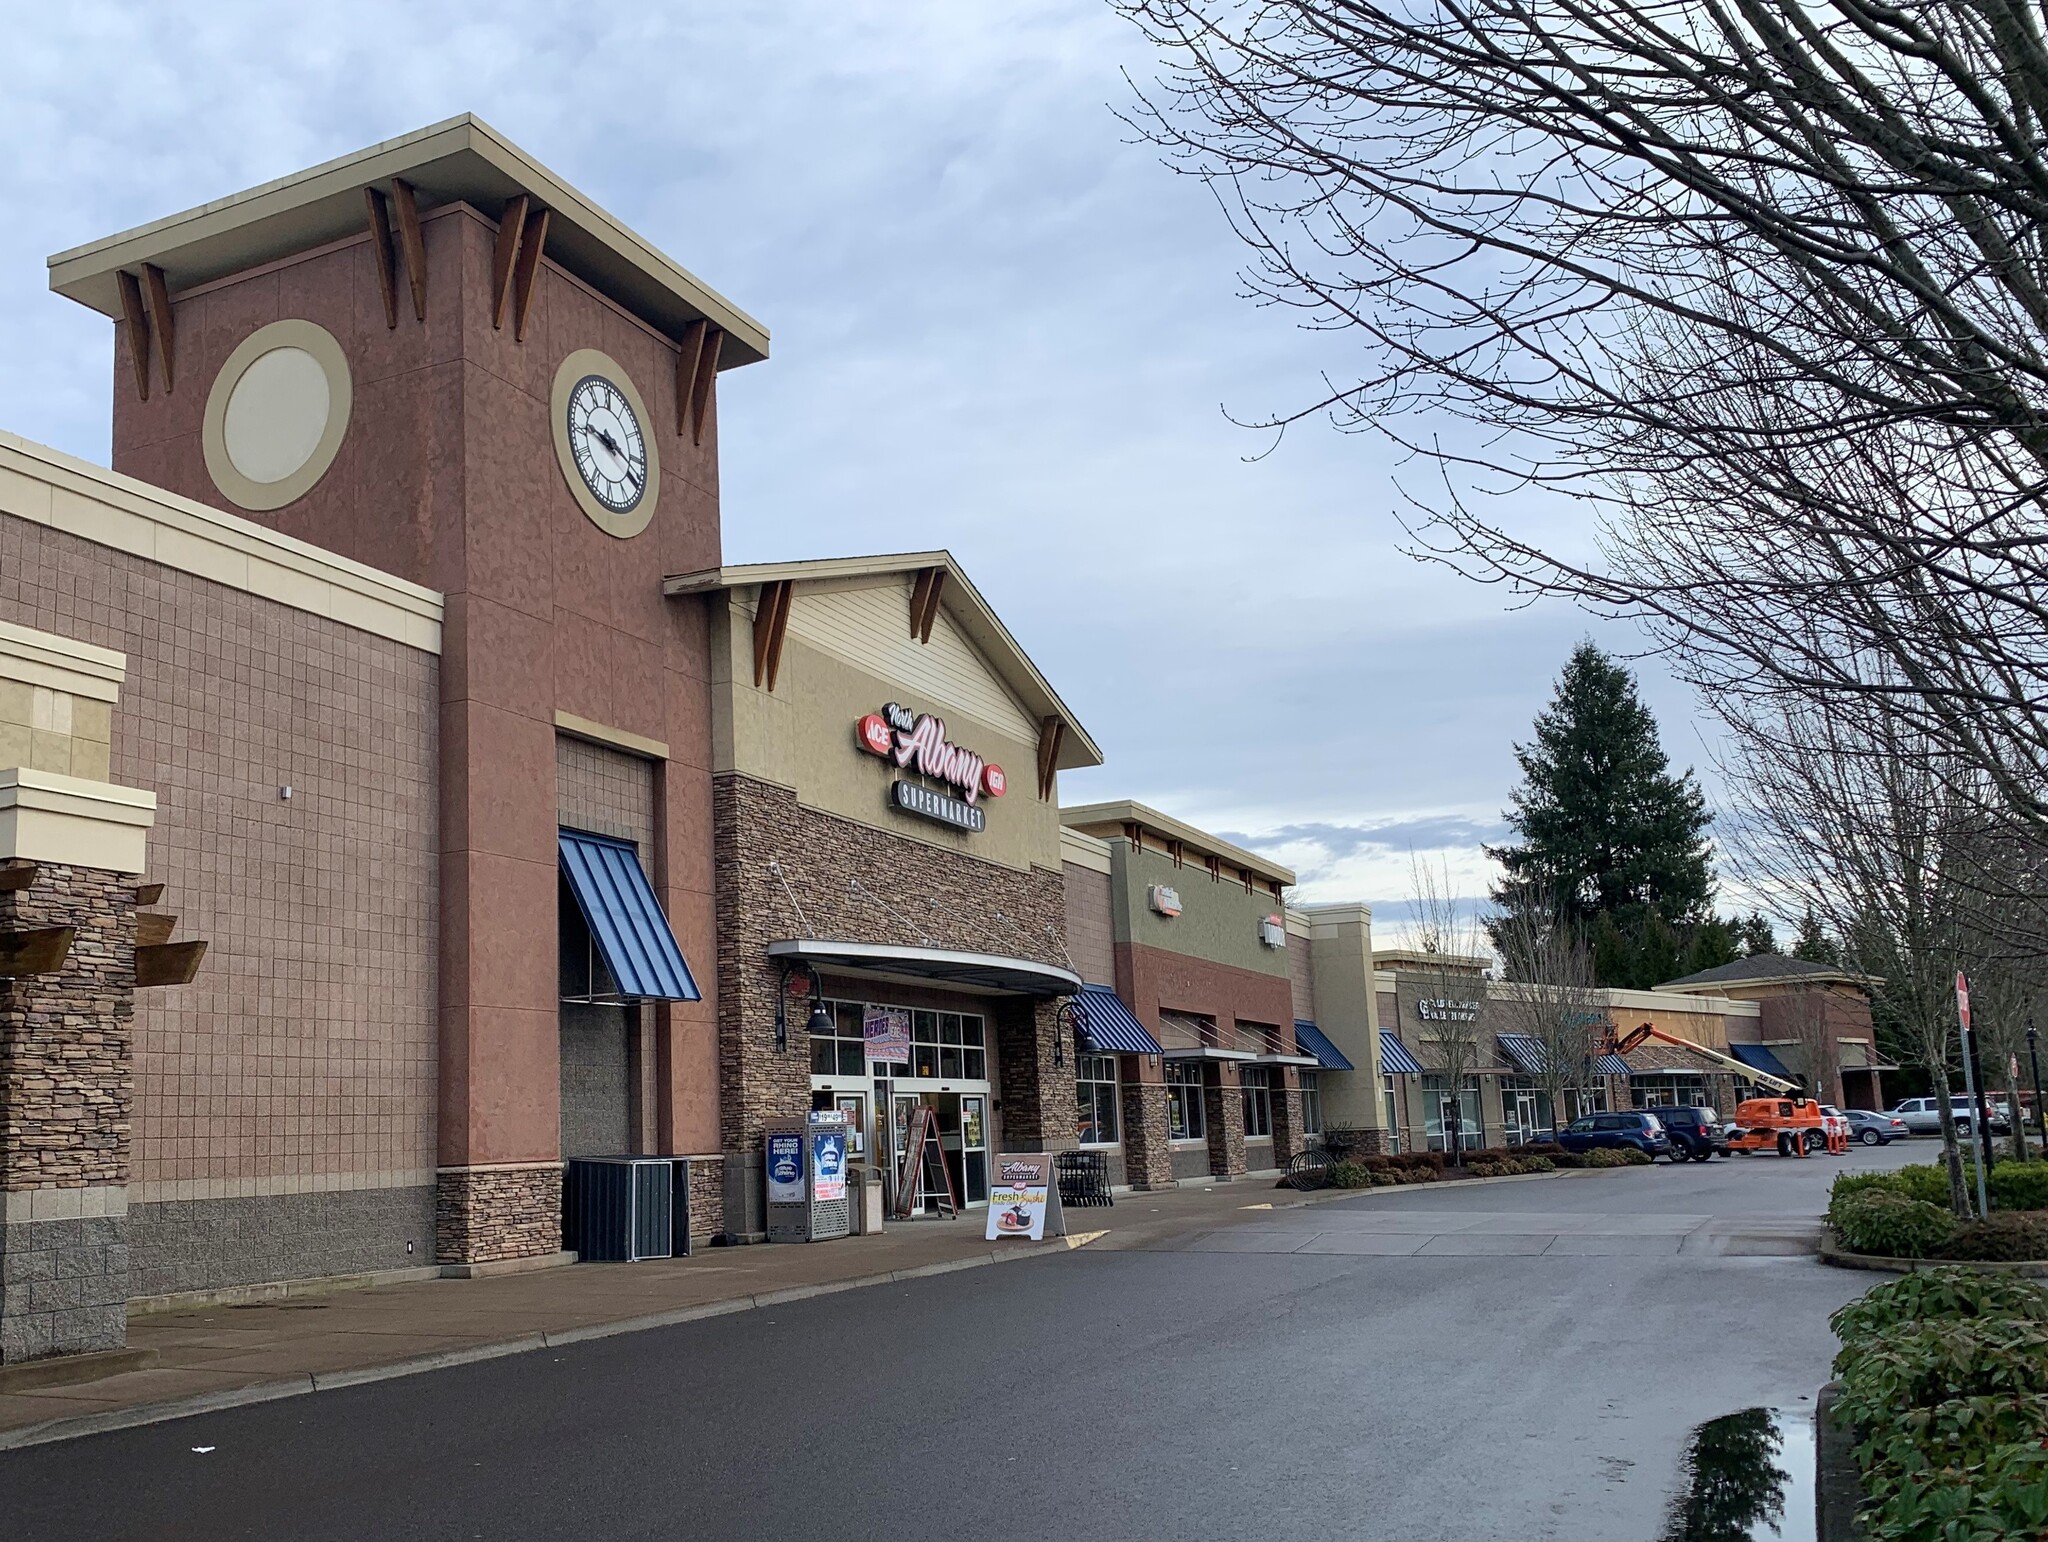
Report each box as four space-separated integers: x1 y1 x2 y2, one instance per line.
2 2 1719 931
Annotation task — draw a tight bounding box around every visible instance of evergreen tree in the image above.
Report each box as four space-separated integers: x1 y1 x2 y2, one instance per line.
1738 911 1780 957
1791 907 1841 966
1490 642 1719 989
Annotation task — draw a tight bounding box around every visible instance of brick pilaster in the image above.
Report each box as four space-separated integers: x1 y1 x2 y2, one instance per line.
1271 1075 1303 1168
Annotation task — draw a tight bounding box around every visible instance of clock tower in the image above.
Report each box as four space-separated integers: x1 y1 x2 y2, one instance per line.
49 117 768 1263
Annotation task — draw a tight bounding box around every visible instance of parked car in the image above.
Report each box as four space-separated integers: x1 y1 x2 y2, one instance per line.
1843 1108 1907 1146
1888 1095 2011 1136
1555 1111 1674 1159
1649 1105 1728 1162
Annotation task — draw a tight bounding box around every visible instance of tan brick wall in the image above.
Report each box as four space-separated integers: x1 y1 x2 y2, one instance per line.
1062 860 1114 986
0 513 438 1202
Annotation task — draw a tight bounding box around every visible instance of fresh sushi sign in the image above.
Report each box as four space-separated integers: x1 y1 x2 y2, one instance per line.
856 702 1006 834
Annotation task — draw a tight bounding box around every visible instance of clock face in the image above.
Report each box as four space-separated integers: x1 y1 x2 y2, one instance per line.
565 374 648 514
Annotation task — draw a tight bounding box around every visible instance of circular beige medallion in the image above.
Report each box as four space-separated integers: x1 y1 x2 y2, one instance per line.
202 319 353 511
551 349 659 539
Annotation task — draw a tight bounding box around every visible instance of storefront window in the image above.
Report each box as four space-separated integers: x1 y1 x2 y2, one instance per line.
1300 1071 1322 1136
1076 1054 1119 1146
810 1001 869 1077
1241 1065 1273 1139
1382 1075 1402 1153
1499 1077 1554 1145
1166 1061 1206 1140
1423 1075 1484 1151
1631 1075 1707 1110
858 1005 986 1082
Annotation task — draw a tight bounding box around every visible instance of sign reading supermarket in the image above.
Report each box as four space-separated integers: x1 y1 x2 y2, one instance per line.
856 702 1005 834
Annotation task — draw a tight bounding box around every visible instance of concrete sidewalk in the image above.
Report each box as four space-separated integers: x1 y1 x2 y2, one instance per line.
0 1174 1336 1449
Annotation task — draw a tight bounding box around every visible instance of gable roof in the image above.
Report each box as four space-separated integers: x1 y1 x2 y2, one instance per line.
1657 955 1876 994
665 551 1102 772
48 114 767 367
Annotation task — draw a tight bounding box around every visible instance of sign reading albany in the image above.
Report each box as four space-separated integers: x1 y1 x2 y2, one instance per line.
856 702 1005 834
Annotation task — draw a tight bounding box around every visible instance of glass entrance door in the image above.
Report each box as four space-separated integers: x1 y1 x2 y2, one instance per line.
891 1091 990 1211
960 1095 988 1204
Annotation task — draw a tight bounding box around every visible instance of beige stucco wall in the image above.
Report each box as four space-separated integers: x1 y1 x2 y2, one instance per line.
709 585 1059 874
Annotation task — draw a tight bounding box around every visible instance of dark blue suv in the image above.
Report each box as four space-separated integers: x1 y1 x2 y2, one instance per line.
1555 1111 1673 1159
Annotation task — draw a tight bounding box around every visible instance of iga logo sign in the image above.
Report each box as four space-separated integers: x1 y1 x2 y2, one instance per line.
855 703 1006 805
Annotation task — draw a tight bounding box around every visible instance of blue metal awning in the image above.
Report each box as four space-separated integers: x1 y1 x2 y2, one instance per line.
1070 985 1164 1055
1292 1019 1354 1072
1379 1029 1423 1076
1496 1034 1633 1078
1729 1044 1795 1082
558 829 701 1002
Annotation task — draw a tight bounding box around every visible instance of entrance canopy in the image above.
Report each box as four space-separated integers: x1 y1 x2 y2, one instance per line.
1293 1020 1355 1072
766 939 1080 998
1069 985 1165 1055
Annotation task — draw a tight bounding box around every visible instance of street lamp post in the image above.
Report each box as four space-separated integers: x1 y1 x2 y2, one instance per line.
2028 1017 2046 1162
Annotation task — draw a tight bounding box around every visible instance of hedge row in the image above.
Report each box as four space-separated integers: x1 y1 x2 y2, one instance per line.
1828 1168 2048 1261
1831 1269 2048 1538
1319 1144 1654 1188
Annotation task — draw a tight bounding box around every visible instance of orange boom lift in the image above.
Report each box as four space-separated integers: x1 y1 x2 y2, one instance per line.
1611 1023 1828 1156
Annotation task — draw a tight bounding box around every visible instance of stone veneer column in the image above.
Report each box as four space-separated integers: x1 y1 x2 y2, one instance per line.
0 862 137 1363
1202 1065 1248 1178
1270 1075 1303 1168
995 998 1079 1154
1117 1075 1175 1190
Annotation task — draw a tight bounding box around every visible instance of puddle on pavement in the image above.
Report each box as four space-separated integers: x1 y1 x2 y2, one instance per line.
1659 1407 1814 1541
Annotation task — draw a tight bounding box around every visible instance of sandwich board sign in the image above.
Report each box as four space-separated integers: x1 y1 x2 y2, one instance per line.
986 1153 1066 1241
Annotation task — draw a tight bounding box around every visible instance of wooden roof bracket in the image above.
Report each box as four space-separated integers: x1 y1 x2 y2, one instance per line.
116 270 152 400
678 318 723 445
1036 715 1066 802
390 177 428 322
512 206 549 341
141 264 176 393
136 939 207 988
908 567 947 643
363 187 399 329
0 862 39 893
490 193 532 330
0 927 74 978
752 580 795 692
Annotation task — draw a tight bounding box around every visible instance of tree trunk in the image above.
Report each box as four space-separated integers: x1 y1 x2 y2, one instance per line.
1930 1057 1971 1217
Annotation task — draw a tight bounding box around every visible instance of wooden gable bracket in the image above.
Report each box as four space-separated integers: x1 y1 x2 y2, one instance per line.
131 882 164 906
116 270 152 401
363 187 400 329
1121 821 1141 848
1166 839 1184 870
489 193 532 330
1206 854 1222 884
0 927 74 978
0 861 40 893
137 912 179 948
137 939 207 988
752 580 795 692
908 567 947 644
141 264 176 393
1035 715 1066 802
389 177 429 323
513 206 549 341
675 318 723 445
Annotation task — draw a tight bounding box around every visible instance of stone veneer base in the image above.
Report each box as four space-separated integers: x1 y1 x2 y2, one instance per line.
434 1165 565 1265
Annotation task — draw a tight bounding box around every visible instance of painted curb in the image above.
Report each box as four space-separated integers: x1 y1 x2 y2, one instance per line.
1817 1230 2048 1276
0 1235 1096 1453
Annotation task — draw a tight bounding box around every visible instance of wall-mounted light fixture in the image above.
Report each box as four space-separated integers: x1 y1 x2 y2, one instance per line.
1052 998 1083 1069
775 959 832 1054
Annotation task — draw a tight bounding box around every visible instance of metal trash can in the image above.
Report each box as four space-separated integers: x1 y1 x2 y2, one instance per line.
565 1156 674 1261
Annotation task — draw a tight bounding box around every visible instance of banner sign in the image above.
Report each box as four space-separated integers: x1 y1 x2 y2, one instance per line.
864 1006 912 1064
986 1152 1066 1241
810 1129 847 1204
766 1133 804 1206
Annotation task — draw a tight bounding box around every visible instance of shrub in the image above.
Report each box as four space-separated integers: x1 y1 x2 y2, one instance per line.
1835 1191 1960 1258
1831 1267 2048 1341
1581 1148 1633 1169
1889 1163 1956 1208
1828 1170 1907 1227
1365 1168 1400 1187
1935 1212 2048 1262
1328 1161 1370 1189
1516 1141 1566 1158
1465 1161 1504 1178
1620 1147 1652 1166
1522 1155 1555 1173
1988 1162 2048 1213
